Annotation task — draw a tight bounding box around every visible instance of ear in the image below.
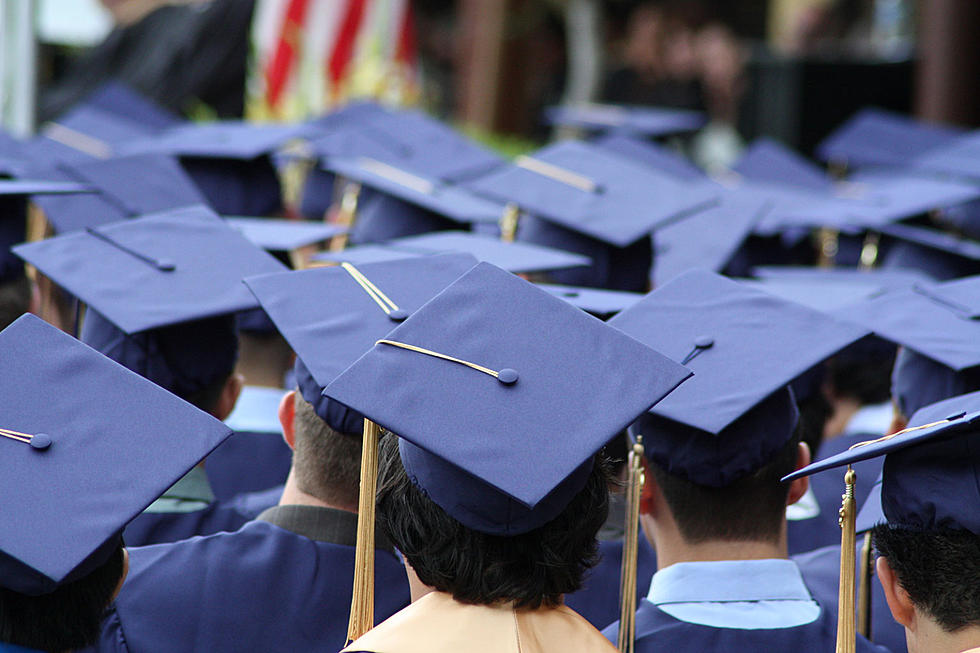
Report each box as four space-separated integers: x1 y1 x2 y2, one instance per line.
279 390 297 450
786 441 811 507
212 373 244 421
639 456 656 515
889 403 908 435
111 548 130 603
878 556 916 629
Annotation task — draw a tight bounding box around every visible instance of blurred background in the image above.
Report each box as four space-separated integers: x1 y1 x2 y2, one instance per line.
1 0 976 165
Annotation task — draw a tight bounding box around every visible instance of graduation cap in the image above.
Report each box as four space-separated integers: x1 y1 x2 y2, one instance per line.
312 231 590 274
746 266 933 311
836 278 980 418
544 102 705 137
244 253 480 434
815 107 964 169
730 138 833 192
609 269 871 487
652 192 771 285
785 391 980 535
907 130 980 181
118 121 307 215
12 206 286 395
224 216 346 253
590 133 705 182
322 156 508 243
0 179 94 281
535 283 643 318
323 261 691 535
878 221 980 269
31 153 208 233
0 313 231 595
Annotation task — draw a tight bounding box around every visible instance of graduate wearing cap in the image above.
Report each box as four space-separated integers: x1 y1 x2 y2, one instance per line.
785 391 980 653
0 314 231 652
601 270 887 653
13 206 289 546
463 140 717 292
325 263 691 653
93 255 486 653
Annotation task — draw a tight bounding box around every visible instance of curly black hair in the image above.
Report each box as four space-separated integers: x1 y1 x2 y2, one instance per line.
0 542 125 652
873 524 980 633
375 433 611 609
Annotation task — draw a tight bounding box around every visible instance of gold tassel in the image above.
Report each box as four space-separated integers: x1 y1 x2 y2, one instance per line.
858 233 880 270
346 419 381 644
618 437 644 653
817 228 840 268
499 203 520 243
329 182 361 252
836 466 857 653
857 530 873 640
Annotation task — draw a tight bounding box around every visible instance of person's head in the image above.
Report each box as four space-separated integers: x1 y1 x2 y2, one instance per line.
0 543 128 651
0 276 34 331
828 341 896 408
375 432 610 608
873 524 980 646
278 389 362 511
82 310 243 419
644 403 809 545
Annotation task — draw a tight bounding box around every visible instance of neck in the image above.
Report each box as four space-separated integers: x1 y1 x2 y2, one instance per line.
643 513 787 570
405 564 437 603
823 396 861 442
907 615 980 653
277 469 357 512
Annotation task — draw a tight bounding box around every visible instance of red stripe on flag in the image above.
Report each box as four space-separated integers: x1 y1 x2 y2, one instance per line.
327 0 367 86
395 1 416 65
265 0 311 110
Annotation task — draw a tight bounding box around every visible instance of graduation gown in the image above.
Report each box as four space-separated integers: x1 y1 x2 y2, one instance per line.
795 543 907 653
204 429 292 502
564 534 658 629
788 431 885 555
342 591 617 653
604 597 891 653
95 507 411 653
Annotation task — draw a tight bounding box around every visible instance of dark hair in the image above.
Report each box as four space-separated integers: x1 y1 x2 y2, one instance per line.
0 276 31 331
0 543 125 652
796 386 833 458
376 433 610 609
649 430 801 544
828 346 896 406
291 394 362 508
873 524 980 633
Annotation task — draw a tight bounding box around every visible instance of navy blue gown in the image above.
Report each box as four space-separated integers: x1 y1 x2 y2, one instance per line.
94 517 411 652
564 534 657 629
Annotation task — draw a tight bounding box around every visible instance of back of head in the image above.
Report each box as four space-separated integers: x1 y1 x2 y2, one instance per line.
0 543 125 652
290 393 362 509
375 433 610 609
0 276 31 331
82 310 239 412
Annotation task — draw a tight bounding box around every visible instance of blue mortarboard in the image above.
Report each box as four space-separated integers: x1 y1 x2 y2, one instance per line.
322 156 507 241
0 180 93 280
837 278 980 417
118 121 306 216
308 244 417 266
225 216 346 252
610 269 871 487
752 265 933 288
909 130 980 181
544 103 705 137
0 314 231 595
747 266 932 312
785 391 980 534
652 192 770 285
465 140 717 248
32 153 208 233
323 262 691 535
731 138 833 192
312 231 590 274
535 283 643 318
815 107 964 169
879 221 980 265
589 133 705 182
244 253 479 433
13 205 287 334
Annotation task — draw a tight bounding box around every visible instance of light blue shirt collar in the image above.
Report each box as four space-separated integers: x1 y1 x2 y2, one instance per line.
224 386 288 434
842 401 893 437
648 559 821 629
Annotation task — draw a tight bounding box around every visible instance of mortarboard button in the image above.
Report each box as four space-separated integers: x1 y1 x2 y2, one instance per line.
30 433 52 450
497 368 519 385
388 309 409 322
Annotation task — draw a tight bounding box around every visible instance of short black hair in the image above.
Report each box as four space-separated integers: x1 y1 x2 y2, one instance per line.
649 429 801 544
0 276 31 331
0 542 125 652
796 386 833 459
291 393 362 508
376 433 610 609
873 524 980 633
828 344 896 406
